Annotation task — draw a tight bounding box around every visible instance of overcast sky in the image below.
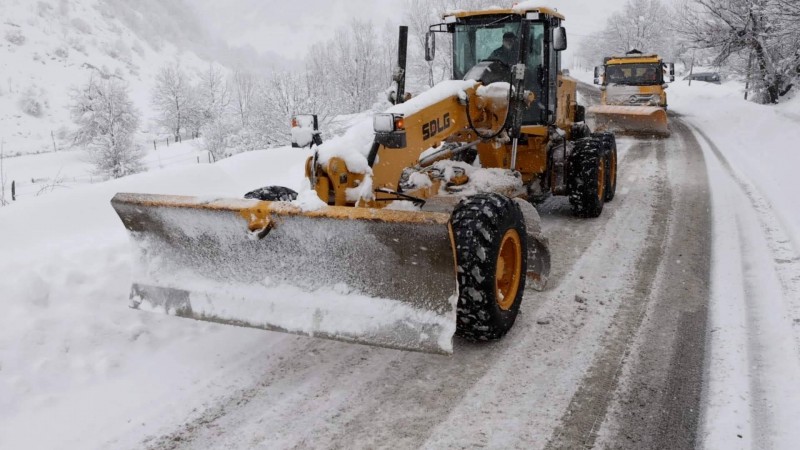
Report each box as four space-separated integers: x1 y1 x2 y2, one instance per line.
191 0 629 67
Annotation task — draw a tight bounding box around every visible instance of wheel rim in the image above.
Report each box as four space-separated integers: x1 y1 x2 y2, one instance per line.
495 229 522 311
597 156 606 201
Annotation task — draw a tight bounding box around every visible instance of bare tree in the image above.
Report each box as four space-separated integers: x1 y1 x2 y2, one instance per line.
404 0 437 87
70 75 143 178
675 0 799 102
577 0 681 67
198 63 230 122
307 19 392 113
152 64 195 139
196 64 233 158
231 70 257 128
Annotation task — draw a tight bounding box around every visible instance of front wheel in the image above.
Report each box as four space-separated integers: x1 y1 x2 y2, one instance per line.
450 193 528 341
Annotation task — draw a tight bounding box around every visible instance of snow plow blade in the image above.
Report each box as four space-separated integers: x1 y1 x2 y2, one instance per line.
111 193 458 354
587 105 669 136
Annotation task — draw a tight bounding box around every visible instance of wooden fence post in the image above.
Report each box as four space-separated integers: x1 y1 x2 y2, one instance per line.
11 180 15 201
153 140 157 151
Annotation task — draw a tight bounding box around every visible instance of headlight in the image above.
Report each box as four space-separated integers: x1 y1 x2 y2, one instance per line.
374 114 399 132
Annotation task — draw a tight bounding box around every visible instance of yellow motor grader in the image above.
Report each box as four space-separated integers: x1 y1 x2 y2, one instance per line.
588 50 675 136
111 5 617 354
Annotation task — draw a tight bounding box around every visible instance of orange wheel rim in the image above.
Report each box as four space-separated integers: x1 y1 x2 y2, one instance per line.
597 157 606 201
495 229 522 310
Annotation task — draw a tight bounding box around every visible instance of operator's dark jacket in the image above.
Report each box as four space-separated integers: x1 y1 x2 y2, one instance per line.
488 45 518 65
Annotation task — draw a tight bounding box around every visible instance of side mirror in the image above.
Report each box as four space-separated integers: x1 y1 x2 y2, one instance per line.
291 114 321 148
425 31 435 62
593 66 604 85
553 27 567 51
666 62 675 82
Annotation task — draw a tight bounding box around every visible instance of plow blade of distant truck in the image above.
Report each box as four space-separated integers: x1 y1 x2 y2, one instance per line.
587 105 669 136
111 193 458 354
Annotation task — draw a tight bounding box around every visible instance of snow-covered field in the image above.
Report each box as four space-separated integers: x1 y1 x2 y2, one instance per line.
0 146 311 448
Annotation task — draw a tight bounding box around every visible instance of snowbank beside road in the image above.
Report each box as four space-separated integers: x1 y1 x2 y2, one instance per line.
668 80 800 448
669 80 800 257
0 146 310 449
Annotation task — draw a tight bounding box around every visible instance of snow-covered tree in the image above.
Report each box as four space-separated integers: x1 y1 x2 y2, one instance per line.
577 0 681 66
70 75 143 178
197 63 230 123
151 64 195 139
231 70 257 128
675 0 800 103
307 19 392 113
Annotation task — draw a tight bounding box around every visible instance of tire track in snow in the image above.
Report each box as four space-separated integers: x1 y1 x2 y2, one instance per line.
689 124 800 449
545 119 713 449
690 125 800 340
588 119 712 449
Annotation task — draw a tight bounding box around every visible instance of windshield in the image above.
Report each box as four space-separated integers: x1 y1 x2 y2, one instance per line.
452 19 547 125
453 18 522 80
605 63 663 86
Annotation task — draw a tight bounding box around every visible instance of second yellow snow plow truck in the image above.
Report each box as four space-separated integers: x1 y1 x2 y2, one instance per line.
111 5 617 354
588 50 675 135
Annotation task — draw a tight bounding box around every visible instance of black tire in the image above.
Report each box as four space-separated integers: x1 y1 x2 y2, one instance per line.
592 132 618 202
571 122 591 141
450 193 528 341
575 104 586 123
452 146 478 165
243 186 298 201
568 138 605 218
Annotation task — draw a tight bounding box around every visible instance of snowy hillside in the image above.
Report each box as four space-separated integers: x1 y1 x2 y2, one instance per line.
0 0 221 157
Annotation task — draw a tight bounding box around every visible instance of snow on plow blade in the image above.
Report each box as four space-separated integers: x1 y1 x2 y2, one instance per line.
111 193 458 354
587 105 669 136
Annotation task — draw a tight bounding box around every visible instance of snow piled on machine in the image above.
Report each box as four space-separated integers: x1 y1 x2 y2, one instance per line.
316 80 478 173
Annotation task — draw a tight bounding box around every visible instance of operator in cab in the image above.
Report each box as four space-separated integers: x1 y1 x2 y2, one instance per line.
489 32 519 66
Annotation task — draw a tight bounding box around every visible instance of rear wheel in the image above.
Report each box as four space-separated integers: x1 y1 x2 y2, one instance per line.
243 186 298 201
450 193 527 341
568 138 605 218
592 132 618 202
